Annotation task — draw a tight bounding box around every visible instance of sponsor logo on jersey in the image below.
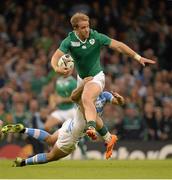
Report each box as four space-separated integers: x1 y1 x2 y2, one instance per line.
89 39 95 45
71 41 80 47
82 45 87 49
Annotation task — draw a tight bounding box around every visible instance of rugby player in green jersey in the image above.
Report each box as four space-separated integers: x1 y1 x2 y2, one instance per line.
51 12 156 140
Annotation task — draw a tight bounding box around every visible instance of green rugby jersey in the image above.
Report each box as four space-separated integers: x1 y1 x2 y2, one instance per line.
56 76 77 110
59 29 111 78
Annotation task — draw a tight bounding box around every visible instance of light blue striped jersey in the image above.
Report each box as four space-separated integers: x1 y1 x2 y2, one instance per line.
95 91 113 116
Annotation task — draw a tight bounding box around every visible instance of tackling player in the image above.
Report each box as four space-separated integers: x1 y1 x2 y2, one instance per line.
1 77 124 166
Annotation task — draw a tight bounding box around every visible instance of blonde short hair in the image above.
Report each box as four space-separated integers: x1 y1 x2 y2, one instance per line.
70 12 89 29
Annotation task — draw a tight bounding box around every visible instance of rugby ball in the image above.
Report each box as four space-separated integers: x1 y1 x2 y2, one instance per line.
58 54 74 69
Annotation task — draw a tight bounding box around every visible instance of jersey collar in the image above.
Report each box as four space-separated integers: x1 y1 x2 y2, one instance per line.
74 31 87 44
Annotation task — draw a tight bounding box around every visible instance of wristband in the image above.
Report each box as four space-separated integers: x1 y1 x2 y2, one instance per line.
134 54 141 62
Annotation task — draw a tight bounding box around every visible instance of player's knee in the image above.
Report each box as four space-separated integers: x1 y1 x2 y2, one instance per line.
45 135 54 146
46 151 57 161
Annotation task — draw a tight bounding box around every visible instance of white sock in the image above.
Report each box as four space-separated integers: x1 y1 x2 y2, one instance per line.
103 132 112 143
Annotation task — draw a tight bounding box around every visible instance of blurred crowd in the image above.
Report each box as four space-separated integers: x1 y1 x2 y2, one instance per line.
0 0 172 143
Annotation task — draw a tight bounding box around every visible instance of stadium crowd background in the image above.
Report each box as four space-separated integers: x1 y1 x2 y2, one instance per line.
0 0 171 147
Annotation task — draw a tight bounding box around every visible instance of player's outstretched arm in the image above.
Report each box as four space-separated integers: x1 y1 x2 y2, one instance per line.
109 39 156 66
56 94 73 104
70 77 93 103
111 91 125 105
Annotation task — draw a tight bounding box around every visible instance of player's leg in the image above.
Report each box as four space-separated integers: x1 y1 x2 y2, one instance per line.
82 81 101 139
96 116 118 159
15 126 77 166
80 71 105 140
1 124 56 146
13 117 77 167
46 130 59 146
13 144 68 167
96 115 112 142
82 81 101 122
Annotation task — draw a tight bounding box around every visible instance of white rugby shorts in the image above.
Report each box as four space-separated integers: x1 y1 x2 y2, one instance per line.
55 108 86 154
77 71 105 92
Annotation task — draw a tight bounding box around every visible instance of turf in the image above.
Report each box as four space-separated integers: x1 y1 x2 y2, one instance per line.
0 159 172 179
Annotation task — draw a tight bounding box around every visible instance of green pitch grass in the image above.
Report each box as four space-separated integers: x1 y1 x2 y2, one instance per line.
0 159 172 179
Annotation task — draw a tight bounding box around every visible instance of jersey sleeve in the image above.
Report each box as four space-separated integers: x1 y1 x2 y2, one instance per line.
102 91 113 103
96 32 112 46
59 37 70 53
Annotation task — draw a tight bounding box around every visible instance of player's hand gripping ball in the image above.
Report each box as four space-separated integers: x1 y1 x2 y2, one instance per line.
58 54 74 69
